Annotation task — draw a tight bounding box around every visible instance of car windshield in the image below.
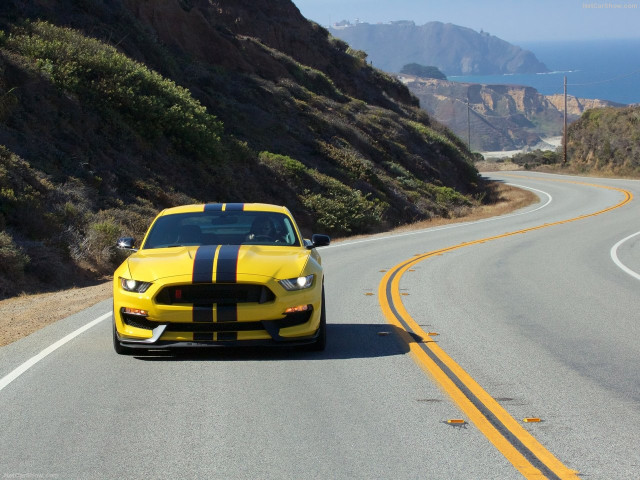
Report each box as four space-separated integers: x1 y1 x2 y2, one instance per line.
142 211 301 249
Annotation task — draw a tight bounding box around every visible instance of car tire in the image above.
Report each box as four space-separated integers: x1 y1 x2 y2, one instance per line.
308 288 326 352
113 317 136 355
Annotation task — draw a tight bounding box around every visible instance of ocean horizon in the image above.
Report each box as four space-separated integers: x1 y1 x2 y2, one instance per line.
450 38 640 105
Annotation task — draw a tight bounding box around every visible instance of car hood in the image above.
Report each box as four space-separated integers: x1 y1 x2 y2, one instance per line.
126 245 310 282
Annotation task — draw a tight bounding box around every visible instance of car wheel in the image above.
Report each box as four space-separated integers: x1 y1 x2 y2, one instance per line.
308 288 326 352
113 318 136 355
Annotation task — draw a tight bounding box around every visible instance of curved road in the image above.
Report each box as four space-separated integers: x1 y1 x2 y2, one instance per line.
1 171 639 479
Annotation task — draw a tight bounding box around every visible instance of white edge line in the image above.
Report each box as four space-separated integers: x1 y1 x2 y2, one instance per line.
0 311 112 393
324 183 553 250
611 231 640 281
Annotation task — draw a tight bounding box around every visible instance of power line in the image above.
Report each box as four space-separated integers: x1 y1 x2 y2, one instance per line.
567 68 640 86
564 76 567 163
442 96 519 151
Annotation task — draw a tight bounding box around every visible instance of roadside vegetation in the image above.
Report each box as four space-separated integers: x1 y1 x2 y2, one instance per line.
510 150 560 169
566 106 640 175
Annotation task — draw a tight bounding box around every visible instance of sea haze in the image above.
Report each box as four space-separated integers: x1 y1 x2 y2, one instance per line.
450 38 640 105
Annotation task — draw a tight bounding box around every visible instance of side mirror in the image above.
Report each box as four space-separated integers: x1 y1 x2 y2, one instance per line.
308 234 330 249
116 237 137 251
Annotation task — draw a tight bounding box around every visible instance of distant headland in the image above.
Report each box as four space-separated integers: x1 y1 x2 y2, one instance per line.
328 20 548 75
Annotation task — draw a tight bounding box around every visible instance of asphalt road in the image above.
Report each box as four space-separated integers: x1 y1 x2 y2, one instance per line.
1 171 639 479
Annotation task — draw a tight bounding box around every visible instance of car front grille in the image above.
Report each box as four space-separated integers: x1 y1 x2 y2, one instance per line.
155 284 275 305
121 313 155 330
120 308 312 333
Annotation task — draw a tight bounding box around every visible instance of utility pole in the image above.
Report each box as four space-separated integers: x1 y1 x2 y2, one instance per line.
563 76 567 163
467 99 471 151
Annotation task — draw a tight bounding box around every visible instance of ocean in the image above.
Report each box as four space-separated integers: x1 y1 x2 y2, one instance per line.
449 38 640 105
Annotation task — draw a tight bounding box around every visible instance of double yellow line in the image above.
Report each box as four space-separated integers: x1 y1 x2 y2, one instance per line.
378 178 632 479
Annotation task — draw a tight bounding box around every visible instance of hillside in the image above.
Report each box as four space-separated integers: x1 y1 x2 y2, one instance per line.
0 0 482 298
329 21 548 75
399 76 623 151
566 105 640 174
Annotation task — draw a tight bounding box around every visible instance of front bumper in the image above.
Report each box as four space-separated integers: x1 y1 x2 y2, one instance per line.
114 307 319 348
113 274 323 348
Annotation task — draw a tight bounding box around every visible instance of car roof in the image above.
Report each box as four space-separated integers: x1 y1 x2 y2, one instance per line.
157 203 292 216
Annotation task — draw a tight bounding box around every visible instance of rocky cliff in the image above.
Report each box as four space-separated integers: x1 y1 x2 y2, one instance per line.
545 94 621 118
329 21 548 75
400 76 623 151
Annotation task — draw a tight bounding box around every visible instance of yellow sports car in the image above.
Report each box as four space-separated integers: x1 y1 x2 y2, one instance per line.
113 203 330 354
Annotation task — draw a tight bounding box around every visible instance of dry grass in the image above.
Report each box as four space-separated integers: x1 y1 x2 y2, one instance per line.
0 183 537 347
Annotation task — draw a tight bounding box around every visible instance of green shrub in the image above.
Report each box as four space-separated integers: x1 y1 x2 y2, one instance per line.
510 149 559 167
408 120 460 153
301 189 385 236
258 151 308 179
567 106 640 173
321 141 377 182
5 21 223 160
0 83 18 120
0 231 29 287
346 47 368 67
0 146 56 238
384 161 412 178
400 63 447 80
22 242 68 284
346 47 368 61
302 171 386 235
431 185 471 208
84 215 122 270
256 40 345 101
329 36 349 53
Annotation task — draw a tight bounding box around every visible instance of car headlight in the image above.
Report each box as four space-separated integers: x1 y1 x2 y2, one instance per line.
120 277 152 293
279 274 314 291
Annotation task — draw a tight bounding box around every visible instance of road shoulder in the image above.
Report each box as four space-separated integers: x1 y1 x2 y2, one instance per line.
0 282 111 347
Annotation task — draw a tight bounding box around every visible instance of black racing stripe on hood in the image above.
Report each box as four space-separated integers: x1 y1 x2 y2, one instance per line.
192 245 217 284
216 245 241 284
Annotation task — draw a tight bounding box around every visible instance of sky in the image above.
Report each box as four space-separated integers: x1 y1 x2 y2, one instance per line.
291 0 640 43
